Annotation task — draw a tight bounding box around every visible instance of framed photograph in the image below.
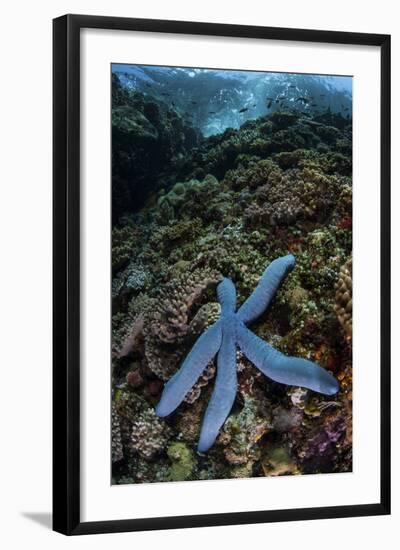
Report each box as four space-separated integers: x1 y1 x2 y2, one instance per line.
53 14 391 535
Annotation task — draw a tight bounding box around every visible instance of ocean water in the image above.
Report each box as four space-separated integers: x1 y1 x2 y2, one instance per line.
112 64 352 137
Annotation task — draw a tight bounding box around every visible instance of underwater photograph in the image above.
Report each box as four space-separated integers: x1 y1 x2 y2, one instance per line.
111 64 353 485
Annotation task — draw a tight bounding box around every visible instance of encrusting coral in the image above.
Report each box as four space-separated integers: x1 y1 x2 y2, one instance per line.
166 442 196 481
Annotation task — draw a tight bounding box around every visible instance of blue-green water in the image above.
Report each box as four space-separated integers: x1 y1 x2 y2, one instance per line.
112 64 352 137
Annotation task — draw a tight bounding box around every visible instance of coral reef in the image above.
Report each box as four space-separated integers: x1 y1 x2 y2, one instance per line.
129 407 171 460
220 395 270 472
111 91 352 483
112 73 202 222
167 442 196 481
114 388 172 463
156 255 339 452
334 257 352 339
112 404 124 464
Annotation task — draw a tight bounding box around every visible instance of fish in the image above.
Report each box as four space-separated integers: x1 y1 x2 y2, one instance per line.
145 83 152 87
289 84 296 88
252 104 257 107
209 111 216 114
239 107 249 113
191 101 198 104
267 100 272 108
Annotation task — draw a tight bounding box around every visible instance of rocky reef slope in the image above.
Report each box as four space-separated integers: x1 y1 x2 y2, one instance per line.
112 92 352 484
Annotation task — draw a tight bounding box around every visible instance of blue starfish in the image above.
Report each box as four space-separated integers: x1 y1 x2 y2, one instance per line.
155 254 340 452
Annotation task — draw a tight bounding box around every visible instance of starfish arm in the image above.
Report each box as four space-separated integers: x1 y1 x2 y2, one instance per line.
236 322 339 395
198 318 237 452
155 321 222 417
237 254 296 324
217 278 236 315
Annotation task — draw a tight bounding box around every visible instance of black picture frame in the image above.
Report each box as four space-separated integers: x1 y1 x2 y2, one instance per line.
53 14 391 536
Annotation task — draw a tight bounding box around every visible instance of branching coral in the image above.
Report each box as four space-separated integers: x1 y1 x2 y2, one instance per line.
114 389 171 461
129 408 171 460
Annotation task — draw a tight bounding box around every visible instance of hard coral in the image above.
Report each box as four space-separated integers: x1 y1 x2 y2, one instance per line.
112 404 124 464
129 408 171 460
147 268 221 346
167 442 196 481
111 101 353 483
114 389 171 462
156 255 339 453
334 257 352 339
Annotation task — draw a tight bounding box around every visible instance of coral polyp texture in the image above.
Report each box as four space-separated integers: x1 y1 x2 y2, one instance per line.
334 257 352 340
111 66 352 484
156 255 339 452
